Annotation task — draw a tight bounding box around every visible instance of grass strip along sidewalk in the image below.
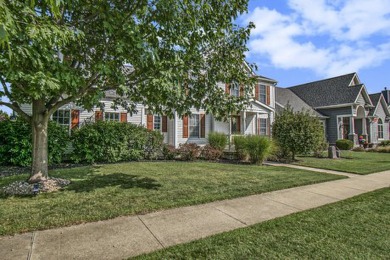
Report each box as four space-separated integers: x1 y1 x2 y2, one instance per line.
136 188 390 259
0 161 344 236
296 151 390 174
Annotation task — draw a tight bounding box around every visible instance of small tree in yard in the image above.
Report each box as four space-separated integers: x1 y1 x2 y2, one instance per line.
272 106 325 161
0 1 255 182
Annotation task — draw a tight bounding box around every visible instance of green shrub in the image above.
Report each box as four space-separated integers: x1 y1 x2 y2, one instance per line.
233 135 248 160
162 144 177 160
208 132 227 151
352 146 365 152
336 139 354 150
201 144 223 160
233 135 271 164
71 121 163 163
177 143 200 161
245 135 271 165
375 146 390 153
378 140 390 147
0 118 69 166
272 106 325 160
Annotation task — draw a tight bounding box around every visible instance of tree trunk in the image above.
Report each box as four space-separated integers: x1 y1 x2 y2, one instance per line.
29 100 50 183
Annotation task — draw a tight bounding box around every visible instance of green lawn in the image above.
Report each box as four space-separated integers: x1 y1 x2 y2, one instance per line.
295 151 390 174
136 188 390 259
0 162 344 236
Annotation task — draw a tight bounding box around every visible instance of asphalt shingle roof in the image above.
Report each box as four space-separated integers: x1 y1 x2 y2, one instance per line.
288 73 362 107
275 87 326 117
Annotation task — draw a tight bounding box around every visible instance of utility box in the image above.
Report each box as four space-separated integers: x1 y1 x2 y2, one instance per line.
328 146 338 159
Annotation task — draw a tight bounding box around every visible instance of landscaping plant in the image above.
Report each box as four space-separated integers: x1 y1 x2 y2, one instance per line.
0 118 69 167
71 121 163 163
177 143 201 161
208 132 227 151
272 106 325 160
201 145 224 160
336 139 354 150
245 135 271 165
233 135 248 160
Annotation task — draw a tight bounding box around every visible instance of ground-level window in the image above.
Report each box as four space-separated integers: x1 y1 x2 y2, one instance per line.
378 119 384 139
105 112 120 121
154 115 161 131
52 110 70 127
231 116 241 134
189 114 200 138
259 118 267 135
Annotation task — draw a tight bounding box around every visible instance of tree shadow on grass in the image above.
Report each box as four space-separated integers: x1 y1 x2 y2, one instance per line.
64 171 162 193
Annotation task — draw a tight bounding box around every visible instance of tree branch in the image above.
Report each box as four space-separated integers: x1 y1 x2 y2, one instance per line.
0 101 31 122
0 77 13 100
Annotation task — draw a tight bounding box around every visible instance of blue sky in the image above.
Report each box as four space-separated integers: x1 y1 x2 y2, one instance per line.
242 0 390 93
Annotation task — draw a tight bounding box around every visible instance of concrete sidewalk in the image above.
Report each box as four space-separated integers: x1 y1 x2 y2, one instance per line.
1 168 389 260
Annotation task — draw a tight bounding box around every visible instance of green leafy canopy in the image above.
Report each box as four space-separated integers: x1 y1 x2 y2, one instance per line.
1 0 255 120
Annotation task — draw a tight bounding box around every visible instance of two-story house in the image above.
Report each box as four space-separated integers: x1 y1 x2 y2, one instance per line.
21 74 277 148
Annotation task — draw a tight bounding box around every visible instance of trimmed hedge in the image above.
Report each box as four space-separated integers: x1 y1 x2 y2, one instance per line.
336 139 354 150
71 121 163 163
0 118 69 166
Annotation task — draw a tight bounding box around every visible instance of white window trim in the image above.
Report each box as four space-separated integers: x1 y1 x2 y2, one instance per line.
189 114 201 138
336 115 353 140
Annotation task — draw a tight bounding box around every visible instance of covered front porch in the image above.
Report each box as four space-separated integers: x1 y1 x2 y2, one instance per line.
338 106 371 146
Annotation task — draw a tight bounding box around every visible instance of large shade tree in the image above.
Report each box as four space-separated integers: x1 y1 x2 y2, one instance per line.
0 0 255 182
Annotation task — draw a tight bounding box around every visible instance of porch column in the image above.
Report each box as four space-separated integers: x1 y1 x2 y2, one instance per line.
348 116 357 145
173 111 178 148
242 111 246 135
255 113 259 135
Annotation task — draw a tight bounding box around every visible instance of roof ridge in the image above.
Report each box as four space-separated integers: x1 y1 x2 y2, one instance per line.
288 72 356 89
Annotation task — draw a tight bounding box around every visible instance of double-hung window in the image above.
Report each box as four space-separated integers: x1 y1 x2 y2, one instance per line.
259 118 267 135
189 114 200 138
259 85 267 103
154 115 161 131
378 119 384 139
230 82 240 97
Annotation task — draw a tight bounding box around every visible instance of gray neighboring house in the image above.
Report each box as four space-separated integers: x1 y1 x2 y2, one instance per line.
276 72 389 145
369 92 390 142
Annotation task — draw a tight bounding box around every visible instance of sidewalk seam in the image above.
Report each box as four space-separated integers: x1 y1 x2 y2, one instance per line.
27 232 35 260
137 216 165 249
214 208 248 226
263 197 304 211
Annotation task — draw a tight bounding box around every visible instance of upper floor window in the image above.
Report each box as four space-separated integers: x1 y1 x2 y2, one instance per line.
230 82 240 97
259 85 267 103
52 110 70 127
378 119 384 139
105 112 120 121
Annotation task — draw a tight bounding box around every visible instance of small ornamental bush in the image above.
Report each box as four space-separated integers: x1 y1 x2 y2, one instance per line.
201 144 223 160
233 135 271 164
208 132 227 151
378 140 390 147
245 135 271 165
233 135 248 160
336 139 354 150
0 118 69 166
375 146 390 153
162 144 177 160
71 121 163 163
177 143 200 161
352 146 365 152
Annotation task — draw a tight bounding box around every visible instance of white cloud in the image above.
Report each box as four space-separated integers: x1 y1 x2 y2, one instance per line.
244 0 390 78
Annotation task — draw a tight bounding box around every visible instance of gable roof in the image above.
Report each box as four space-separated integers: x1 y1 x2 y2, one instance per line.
288 73 365 108
275 87 326 118
369 93 390 117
